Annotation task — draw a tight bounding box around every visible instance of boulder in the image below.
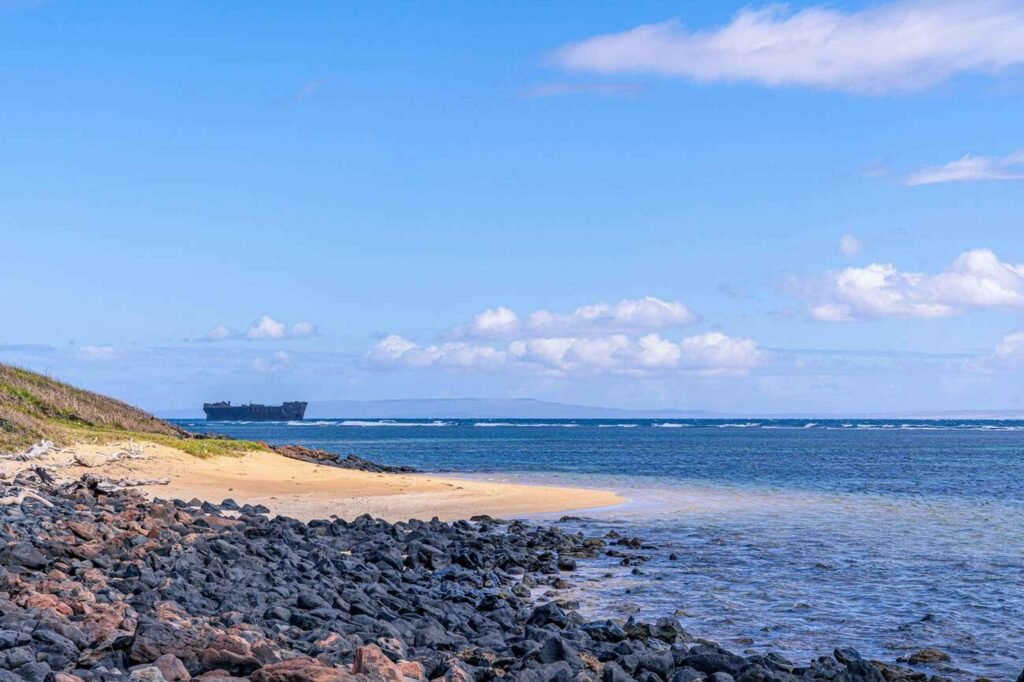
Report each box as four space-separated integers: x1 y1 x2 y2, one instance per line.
130 668 168 682
353 644 404 681
250 658 353 682
153 654 192 681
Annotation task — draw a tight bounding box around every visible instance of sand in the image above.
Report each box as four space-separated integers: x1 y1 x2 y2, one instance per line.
1 441 623 522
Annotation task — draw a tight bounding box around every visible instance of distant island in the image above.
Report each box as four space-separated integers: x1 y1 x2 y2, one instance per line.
155 397 1024 421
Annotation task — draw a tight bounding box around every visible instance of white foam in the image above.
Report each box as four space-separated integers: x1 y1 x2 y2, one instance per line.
338 420 450 427
473 422 579 427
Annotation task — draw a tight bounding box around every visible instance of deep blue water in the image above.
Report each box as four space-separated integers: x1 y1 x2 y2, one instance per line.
173 418 1024 680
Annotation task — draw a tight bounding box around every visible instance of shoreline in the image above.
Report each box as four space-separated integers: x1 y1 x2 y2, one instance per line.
0 440 625 522
0 463 952 682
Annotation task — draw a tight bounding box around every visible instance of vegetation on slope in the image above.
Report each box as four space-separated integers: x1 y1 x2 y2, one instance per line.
0 363 260 456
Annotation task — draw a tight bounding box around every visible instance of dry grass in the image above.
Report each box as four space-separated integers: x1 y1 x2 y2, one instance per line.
0 363 261 457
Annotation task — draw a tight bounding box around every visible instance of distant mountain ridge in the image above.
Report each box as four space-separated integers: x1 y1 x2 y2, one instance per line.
307 398 717 419
155 398 1024 421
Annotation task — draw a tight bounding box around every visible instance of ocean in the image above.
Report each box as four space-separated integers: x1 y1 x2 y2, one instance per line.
173 418 1024 680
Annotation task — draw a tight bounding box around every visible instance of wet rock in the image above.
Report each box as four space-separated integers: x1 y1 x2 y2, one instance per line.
899 648 951 665
670 669 703 682
678 648 746 678
601 661 635 682
270 446 417 473
529 602 569 628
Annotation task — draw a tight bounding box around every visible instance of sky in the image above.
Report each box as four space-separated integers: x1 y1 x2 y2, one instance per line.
2 0 1024 415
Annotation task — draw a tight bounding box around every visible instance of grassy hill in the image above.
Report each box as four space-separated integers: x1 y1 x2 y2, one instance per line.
0 363 257 456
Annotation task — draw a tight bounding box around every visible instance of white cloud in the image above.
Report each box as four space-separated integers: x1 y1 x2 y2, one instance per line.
455 297 696 338
553 0 1024 94
800 249 1024 321
367 335 507 370
205 324 234 341
471 307 520 336
968 330 1024 372
247 315 288 340
201 315 317 341
904 151 1024 186
290 321 317 338
840 234 863 258
369 331 762 377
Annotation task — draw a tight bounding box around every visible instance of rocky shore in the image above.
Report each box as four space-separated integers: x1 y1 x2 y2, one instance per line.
0 470 1008 682
269 445 418 474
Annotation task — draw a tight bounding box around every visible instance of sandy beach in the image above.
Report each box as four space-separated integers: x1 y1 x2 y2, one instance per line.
1 440 623 522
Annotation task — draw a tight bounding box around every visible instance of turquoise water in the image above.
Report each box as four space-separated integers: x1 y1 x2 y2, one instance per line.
174 419 1024 680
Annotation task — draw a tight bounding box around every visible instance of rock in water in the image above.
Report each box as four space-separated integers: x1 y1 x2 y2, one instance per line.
270 444 417 473
900 647 951 664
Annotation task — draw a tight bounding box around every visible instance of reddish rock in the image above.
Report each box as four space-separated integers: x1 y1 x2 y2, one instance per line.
353 644 404 682
250 657 353 682
67 520 98 540
153 653 192 681
312 632 343 652
23 591 74 616
208 633 252 656
398 660 427 681
199 647 261 675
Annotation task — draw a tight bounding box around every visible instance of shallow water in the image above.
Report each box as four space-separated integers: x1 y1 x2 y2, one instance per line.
175 419 1024 680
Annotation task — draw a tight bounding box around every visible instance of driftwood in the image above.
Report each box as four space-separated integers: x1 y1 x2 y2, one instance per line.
71 449 146 468
0 490 53 507
117 477 170 487
1 440 57 462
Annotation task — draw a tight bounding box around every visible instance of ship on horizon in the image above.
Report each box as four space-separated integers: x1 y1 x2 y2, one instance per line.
203 401 307 421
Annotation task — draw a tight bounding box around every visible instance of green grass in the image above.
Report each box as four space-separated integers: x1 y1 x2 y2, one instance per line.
0 363 262 457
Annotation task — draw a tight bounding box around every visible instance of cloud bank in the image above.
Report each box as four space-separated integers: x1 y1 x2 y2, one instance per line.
203 315 317 341
799 249 1024 321
369 297 759 376
904 151 1024 186
454 297 696 339
369 331 762 377
553 0 1024 93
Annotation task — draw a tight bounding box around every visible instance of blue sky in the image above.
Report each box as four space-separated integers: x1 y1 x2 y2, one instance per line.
3 0 1024 414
